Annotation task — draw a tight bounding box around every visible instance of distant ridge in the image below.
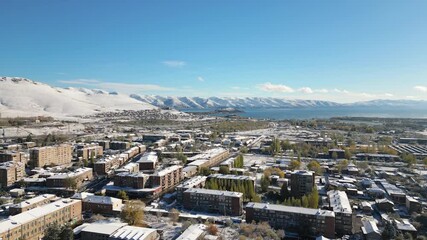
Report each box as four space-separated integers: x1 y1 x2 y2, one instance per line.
1 77 426 118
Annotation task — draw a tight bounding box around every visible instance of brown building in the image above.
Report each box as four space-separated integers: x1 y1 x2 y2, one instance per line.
137 152 158 171
187 148 230 168
176 176 207 202
406 196 422 214
183 188 243 216
114 172 150 189
94 155 126 175
77 143 103 160
71 193 123 216
0 151 27 163
29 144 72 167
46 167 93 188
290 170 315 198
327 190 354 235
0 161 25 188
150 165 183 192
9 194 56 215
110 141 131 150
0 199 82 240
246 202 336 239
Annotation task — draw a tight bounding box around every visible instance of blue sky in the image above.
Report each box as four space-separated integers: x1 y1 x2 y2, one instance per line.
1 0 427 102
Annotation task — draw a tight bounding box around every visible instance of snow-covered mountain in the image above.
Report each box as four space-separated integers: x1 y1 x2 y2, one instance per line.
0 77 156 118
130 95 342 109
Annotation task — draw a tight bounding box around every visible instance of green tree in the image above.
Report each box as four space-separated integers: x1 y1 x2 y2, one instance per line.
234 155 244 168
402 153 417 167
121 200 145 226
199 167 211 176
260 175 270 192
270 138 281 156
64 177 77 190
44 223 62 240
307 187 319 209
382 221 397 240
219 166 230 174
331 151 338 160
116 190 129 200
288 160 301 171
307 160 323 175
58 224 74 240
280 184 290 202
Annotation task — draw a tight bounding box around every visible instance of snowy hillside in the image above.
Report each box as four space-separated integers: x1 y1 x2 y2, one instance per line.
0 77 156 118
130 95 342 109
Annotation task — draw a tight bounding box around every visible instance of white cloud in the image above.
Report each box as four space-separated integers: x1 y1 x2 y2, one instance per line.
162 60 186 68
59 79 100 84
298 87 313 94
197 76 205 82
259 82 295 93
316 89 329 93
414 86 427 92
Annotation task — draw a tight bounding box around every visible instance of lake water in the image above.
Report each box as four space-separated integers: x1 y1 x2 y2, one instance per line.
183 106 427 120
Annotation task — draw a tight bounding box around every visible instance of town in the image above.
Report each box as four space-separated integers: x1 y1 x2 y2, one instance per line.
0 115 427 240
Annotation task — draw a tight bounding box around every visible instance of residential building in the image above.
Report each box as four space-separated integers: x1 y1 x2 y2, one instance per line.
77 143 103 160
29 144 72 167
137 152 158 171
327 190 354 235
46 167 93 188
110 141 131 150
246 202 336 239
71 193 123 216
176 176 207 202
187 148 229 168
9 194 56 215
406 196 422 214
375 198 395 212
150 165 183 192
0 161 25 188
0 199 82 240
94 155 126 175
114 172 150 189
0 151 27 163
361 219 381 240
290 170 315 198
183 188 243 216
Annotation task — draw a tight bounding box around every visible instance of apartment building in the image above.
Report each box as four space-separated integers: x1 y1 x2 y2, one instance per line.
114 172 150 189
183 188 243 216
176 176 207 202
77 143 103 160
0 199 82 240
110 141 131 150
327 190 354 235
71 193 123 216
187 148 230 168
9 194 56 215
94 155 126 175
0 161 25 188
406 196 422 213
137 152 158 171
290 170 315 198
29 144 72 167
246 202 336 238
0 151 27 163
46 167 93 188
150 165 183 192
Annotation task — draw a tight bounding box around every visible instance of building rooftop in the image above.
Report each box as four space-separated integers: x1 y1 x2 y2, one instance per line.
209 174 255 181
176 176 207 189
109 225 157 240
187 148 228 162
47 167 92 179
176 224 206 240
9 194 56 209
246 202 335 217
184 188 243 198
291 170 314 176
154 165 182 177
327 190 352 214
81 222 127 235
361 220 380 235
0 199 80 233
137 152 158 163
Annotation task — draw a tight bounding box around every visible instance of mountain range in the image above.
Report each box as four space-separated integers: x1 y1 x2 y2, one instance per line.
1 77 426 118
